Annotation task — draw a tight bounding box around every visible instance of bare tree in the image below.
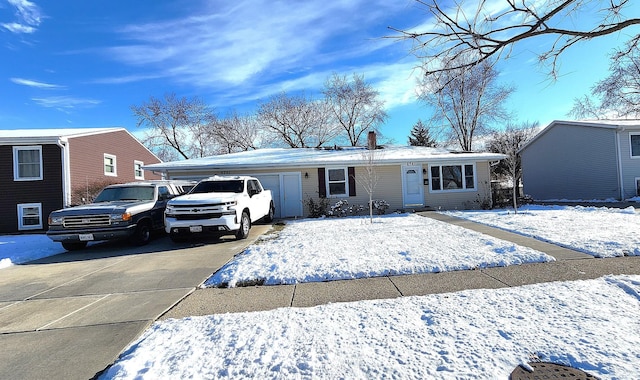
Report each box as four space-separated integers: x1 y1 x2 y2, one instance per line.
420 57 513 151
323 73 387 146
391 0 640 79
486 122 539 213
132 93 217 160
257 92 338 148
571 39 640 118
213 111 265 154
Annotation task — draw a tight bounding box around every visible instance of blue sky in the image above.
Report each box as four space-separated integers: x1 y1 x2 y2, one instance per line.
1 0 638 145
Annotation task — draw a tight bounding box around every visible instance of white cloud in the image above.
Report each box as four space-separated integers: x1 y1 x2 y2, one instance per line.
32 96 100 109
106 1 407 87
10 77 63 89
2 0 42 34
0 21 33 33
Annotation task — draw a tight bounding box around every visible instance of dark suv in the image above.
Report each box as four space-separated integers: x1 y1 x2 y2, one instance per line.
46 180 193 251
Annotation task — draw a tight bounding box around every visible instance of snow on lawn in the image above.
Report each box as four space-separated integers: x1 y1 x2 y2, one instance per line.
205 213 553 288
0 234 65 269
101 275 640 379
444 205 640 258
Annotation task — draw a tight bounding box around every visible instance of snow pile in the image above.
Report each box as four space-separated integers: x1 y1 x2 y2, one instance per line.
0 234 64 269
102 275 640 379
444 205 640 258
205 214 553 288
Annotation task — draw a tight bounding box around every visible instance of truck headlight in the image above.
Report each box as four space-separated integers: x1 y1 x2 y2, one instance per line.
48 215 63 225
111 213 132 222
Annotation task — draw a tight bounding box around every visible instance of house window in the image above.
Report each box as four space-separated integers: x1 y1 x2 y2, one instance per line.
17 203 42 230
631 134 640 157
13 146 43 181
430 164 475 192
104 154 117 176
636 178 640 196
326 168 348 197
134 160 144 180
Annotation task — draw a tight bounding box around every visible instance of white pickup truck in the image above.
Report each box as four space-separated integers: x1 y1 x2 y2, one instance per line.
164 175 274 242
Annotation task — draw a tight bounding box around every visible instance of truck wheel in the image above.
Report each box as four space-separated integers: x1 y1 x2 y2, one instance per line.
62 241 87 251
236 211 250 240
264 201 275 223
131 221 152 246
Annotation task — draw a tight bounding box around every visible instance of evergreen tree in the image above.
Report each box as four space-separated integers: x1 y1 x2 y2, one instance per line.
408 120 437 147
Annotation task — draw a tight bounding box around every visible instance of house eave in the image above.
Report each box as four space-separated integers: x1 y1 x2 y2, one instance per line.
143 152 507 173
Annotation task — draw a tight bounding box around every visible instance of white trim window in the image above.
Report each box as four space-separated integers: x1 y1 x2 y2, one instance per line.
630 134 640 158
134 160 144 180
17 203 42 230
429 164 476 192
326 167 348 197
104 154 117 176
13 146 43 181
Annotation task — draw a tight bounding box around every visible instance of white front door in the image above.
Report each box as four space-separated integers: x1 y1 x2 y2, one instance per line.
402 165 424 208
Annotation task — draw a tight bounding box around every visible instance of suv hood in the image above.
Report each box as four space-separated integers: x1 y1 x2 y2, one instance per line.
50 201 153 216
169 193 240 206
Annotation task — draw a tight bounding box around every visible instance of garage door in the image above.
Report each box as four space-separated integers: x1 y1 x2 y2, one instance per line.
253 173 302 218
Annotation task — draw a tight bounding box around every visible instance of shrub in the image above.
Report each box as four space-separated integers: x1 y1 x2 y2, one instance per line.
304 197 329 218
370 199 390 215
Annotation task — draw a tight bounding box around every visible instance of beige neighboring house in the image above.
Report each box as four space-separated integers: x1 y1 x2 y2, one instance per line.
145 137 505 218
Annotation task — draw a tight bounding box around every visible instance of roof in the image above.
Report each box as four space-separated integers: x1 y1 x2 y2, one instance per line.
0 127 125 144
520 119 640 153
144 146 506 172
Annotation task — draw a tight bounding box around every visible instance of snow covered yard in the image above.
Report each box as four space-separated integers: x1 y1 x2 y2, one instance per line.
102 275 640 379
444 205 640 258
204 213 553 288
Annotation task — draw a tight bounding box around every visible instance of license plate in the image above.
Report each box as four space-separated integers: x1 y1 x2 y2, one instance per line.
79 233 94 241
189 226 203 233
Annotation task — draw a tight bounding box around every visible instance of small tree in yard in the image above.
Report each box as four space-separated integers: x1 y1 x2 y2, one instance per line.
356 142 381 223
486 122 538 213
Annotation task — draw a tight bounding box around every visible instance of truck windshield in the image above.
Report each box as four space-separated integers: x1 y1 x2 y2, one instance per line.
94 186 155 202
191 180 244 194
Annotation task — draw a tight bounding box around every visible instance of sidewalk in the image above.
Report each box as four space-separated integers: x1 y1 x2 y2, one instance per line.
161 211 640 319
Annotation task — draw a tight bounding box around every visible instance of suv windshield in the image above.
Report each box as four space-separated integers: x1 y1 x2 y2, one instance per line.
94 186 155 202
191 180 244 194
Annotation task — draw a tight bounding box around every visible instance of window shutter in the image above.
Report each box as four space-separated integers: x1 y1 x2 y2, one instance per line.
348 167 356 196
318 168 326 198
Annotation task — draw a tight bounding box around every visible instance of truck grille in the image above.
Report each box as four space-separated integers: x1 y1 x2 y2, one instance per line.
175 213 223 220
63 215 112 228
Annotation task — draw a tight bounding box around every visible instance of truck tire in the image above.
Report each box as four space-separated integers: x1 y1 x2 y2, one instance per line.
263 201 275 223
131 220 152 246
236 211 250 240
62 241 87 251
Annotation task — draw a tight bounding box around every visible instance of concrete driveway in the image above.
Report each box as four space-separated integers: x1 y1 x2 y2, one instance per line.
0 225 271 380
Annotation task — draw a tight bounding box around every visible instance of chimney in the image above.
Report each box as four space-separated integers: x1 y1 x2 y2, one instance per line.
367 131 377 150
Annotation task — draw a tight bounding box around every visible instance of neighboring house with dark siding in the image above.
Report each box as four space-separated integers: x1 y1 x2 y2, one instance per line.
520 120 640 201
0 128 161 233
145 133 505 218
